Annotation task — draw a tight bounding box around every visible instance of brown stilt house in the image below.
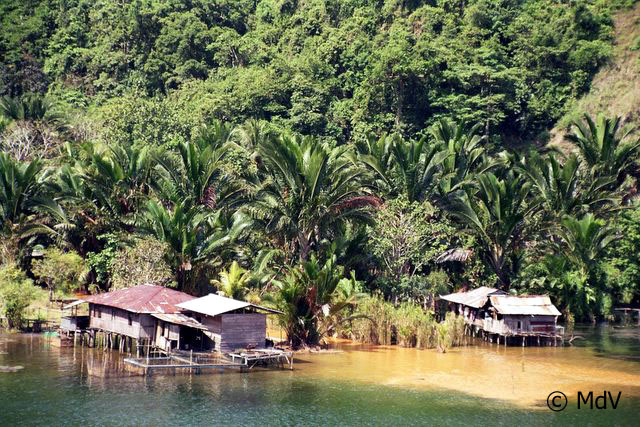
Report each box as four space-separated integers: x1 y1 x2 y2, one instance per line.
76 284 281 353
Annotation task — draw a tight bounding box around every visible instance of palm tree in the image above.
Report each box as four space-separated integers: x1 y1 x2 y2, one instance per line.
390 136 448 202
448 171 537 289
140 200 252 293
431 118 491 198
0 95 66 160
249 134 379 261
518 152 619 223
211 261 252 300
155 140 241 210
555 213 619 270
0 153 55 232
272 254 352 347
0 153 59 260
353 132 397 195
565 114 640 186
57 142 156 228
232 119 276 151
0 95 63 124
546 213 620 318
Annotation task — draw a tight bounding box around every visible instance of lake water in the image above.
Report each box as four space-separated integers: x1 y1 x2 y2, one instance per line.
1 325 639 426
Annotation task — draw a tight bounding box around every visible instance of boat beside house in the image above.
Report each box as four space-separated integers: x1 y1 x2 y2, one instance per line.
440 286 564 346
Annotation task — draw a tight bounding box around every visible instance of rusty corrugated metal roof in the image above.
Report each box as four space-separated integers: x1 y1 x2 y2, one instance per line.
489 295 561 316
440 286 507 308
84 284 195 314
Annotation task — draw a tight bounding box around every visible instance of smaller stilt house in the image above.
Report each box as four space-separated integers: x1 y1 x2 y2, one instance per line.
440 287 562 344
176 294 282 353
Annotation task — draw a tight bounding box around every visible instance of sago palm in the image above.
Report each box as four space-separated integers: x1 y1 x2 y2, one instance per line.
431 118 491 198
250 134 379 261
141 200 252 292
566 114 640 185
211 261 252 300
448 171 537 289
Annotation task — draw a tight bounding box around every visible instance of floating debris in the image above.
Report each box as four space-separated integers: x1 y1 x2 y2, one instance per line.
0 365 24 373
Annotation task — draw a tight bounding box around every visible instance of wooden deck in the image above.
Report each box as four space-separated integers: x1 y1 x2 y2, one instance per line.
123 348 293 375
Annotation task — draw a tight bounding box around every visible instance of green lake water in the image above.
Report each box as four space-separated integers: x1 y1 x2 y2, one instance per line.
1 325 639 426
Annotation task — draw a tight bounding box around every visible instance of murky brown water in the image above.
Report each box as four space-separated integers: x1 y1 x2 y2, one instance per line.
293 334 640 408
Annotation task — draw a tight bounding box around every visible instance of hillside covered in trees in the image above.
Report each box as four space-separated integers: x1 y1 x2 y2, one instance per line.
1 0 639 345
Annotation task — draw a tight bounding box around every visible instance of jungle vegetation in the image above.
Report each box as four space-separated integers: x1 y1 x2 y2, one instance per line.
0 0 639 345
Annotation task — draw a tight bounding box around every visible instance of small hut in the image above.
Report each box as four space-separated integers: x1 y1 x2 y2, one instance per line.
440 287 562 345
176 294 282 352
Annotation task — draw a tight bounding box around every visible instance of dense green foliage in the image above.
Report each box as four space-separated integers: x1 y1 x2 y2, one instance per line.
0 0 627 144
1 0 639 345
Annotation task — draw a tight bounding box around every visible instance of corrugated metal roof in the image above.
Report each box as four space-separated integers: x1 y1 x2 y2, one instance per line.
440 286 507 308
489 295 561 316
151 313 207 330
84 284 195 314
62 300 87 310
436 248 473 263
177 293 283 317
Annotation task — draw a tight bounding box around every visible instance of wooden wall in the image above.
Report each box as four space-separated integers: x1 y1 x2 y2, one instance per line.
502 315 556 334
88 304 155 339
220 313 266 352
154 321 180 351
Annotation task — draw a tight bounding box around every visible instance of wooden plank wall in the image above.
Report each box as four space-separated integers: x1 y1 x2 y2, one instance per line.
88 304 149 338
220 313 266 352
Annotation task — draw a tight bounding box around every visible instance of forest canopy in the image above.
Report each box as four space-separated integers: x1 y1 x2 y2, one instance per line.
0 0 629 143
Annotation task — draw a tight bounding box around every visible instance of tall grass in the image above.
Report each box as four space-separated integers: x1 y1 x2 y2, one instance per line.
349 295 465 351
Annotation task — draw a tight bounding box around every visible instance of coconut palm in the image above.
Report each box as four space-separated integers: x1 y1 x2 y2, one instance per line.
448 171 537 289
249 134 379 261
565 114 640 185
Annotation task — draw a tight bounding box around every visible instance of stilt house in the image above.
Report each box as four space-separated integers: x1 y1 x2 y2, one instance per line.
74 284 281 353
440 286 562 343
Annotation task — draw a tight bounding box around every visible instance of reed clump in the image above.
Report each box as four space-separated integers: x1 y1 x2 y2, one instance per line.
349 295 465 351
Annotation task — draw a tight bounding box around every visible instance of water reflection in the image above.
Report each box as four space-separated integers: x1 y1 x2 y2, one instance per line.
1 327 640 425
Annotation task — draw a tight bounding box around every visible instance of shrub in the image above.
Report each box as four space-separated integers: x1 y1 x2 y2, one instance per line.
31 248 88 299
110 238 175 289
0 263 37 329
351 294 465 350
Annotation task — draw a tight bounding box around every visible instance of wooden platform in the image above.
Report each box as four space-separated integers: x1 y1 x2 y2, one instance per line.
123 348 293 375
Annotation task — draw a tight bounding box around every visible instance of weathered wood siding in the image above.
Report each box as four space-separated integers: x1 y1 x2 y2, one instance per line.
502 315 556 334
219 313 266 352
88 304 155 338
155 321 180 351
